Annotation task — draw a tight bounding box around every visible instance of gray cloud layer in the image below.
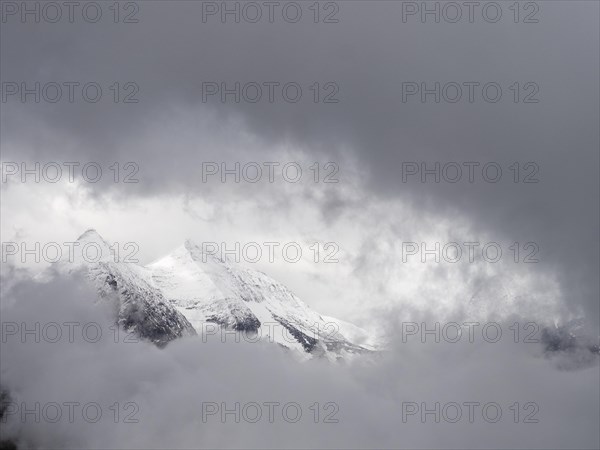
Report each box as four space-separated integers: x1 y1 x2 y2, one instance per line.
1 274 599 449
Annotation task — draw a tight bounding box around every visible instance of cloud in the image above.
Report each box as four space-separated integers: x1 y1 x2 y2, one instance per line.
0 272 598 449
2 2 598 331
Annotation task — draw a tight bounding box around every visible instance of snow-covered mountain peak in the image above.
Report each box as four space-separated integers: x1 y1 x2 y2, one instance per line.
44 230 377 358
183 239 216 262
182 238 235 265
68 229 114 265
49 231 197 346
146 240 378 358
75 228 110 247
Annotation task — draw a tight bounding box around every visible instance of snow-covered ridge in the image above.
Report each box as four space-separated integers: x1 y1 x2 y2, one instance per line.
51 229 196 347
146 239 377 358
50 230 376 358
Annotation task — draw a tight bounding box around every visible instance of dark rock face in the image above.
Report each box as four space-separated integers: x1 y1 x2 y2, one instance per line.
271 315 373 356
232 316 262 332
0 441 17 450
541 321 600 354
0 389 17 450
204 300 262 333
0 389 10 421
540 320 600 370
206 315 261 333
273 316 318 353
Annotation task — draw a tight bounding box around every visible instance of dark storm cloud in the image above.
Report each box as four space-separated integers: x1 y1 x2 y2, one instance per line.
1 1 598 328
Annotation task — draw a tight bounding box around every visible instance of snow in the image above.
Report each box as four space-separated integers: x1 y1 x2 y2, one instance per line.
47 231 377 358
144 239 377 358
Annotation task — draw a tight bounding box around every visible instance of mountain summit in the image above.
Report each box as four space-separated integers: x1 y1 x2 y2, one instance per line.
53 231 197 347
147 239 376 358
51 231 376 358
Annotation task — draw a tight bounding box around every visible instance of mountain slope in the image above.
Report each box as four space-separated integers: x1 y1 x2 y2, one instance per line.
48 230 375 357
52 230 197 347
145 240 376 359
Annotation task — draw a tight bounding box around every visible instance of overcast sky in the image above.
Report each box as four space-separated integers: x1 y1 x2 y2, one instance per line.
2 0 598 331
1 1 599 448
